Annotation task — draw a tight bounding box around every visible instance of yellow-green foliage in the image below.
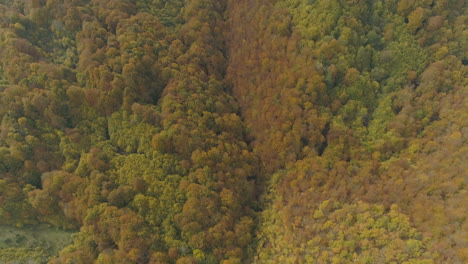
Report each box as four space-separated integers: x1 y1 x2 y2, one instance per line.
0 247 48 263
257 200 436 263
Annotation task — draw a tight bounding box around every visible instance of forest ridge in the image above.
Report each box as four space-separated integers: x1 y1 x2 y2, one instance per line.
0 0 466 263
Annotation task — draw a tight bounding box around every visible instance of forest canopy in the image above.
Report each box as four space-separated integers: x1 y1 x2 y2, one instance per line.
0 0 466 263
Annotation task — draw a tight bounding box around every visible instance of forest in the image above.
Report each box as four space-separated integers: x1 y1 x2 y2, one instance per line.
0 0 466 263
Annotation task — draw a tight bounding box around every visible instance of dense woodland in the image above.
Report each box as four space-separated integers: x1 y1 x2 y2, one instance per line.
0 0 466 263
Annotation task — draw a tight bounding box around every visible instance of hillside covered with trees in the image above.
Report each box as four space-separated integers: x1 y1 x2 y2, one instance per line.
0 0 466 263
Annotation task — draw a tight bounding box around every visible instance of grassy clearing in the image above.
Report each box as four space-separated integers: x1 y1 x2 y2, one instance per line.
0 224 74 264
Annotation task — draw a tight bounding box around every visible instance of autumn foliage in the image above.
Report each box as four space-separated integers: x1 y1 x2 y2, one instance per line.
0 0 466 263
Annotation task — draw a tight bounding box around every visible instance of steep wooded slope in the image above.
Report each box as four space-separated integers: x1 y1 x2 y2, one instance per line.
225 0 467 263
1 0 257 263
